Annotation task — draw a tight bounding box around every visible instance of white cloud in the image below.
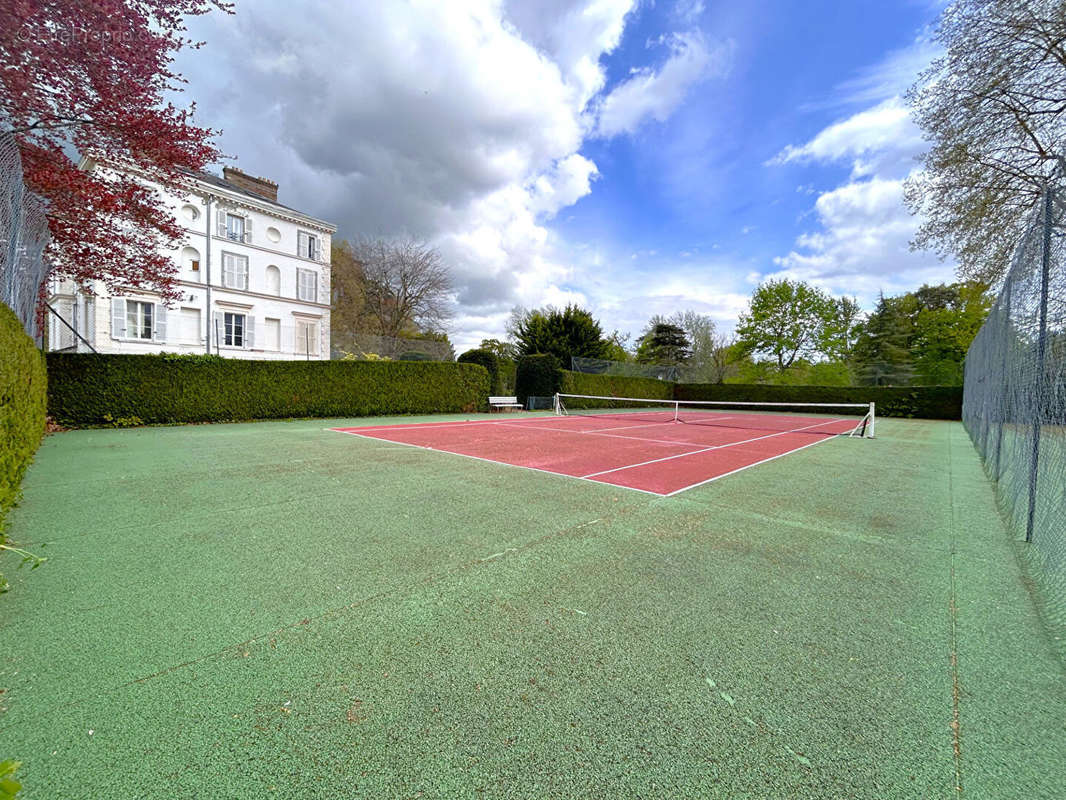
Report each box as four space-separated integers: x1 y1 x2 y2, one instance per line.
595 31 734 137
770 98 924 179
766 38 952 306
177 0 642 350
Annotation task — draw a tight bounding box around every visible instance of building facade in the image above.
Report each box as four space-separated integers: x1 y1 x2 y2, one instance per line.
49 165 336 360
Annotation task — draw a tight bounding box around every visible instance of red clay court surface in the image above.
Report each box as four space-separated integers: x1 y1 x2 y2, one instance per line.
331 410 865 496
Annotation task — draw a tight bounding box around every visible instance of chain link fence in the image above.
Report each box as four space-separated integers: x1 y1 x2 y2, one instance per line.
0 131 50 339
963 180 1066 657
331 332 454 361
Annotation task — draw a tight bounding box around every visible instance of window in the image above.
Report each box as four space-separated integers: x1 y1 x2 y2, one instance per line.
126 300 154 340
297 268 318 302
295 319 318 356
179 308 201 345
224 312 245 347
297 231 319 261
264 317 281 351
221 252 248 290
265 265 281 296
226 213 245 242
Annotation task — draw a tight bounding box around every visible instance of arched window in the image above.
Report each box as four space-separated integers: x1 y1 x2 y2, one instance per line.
265 265 281 296
181 246 201 281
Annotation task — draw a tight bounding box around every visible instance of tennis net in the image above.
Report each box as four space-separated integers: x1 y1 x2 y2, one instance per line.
554 393 876 438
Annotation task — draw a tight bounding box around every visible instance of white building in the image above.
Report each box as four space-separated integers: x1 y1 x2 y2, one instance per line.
49 165 336 360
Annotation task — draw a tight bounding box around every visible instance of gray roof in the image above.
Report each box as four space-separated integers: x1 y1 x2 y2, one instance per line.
184 168 335 230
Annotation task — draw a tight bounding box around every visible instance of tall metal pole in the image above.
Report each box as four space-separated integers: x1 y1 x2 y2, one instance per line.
1025 184 1054 544
991 276 1013 479
204 192 213 354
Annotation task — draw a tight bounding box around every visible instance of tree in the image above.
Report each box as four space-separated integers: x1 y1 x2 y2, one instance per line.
636 323 691 365
602 330 632 362
512 304 609 366
1 0 231 302
479 338 518 360
819 296 862 362
331 239 371 340
905 0 1066 283
735 280 838 369
851 282 991 385
351 236 453 338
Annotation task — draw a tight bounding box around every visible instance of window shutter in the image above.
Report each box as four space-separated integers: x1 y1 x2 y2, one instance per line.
216 209 226 236
111 298 126 339
154 305 167 342
212 311 224 348
312 236 321 262
243 216 252 244
297 231 307 257
240 256 249 290
244 316 255 349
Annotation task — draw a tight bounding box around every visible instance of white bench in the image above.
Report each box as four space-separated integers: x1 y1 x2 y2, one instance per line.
489 396 523 412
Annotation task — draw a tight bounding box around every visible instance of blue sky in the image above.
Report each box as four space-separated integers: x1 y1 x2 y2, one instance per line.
177 0 951 350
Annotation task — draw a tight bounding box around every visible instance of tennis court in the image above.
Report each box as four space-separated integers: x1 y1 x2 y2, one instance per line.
2 413 1064 798
332 395 874 496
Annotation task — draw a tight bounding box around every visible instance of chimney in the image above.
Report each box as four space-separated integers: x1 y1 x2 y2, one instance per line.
222 166 278 203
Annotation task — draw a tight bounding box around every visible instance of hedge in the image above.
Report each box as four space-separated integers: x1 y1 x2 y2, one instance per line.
1 304 47 546
46 354 490 427
675 383 963 420
515 354 560 406
457 349 501 396
558 370 674 408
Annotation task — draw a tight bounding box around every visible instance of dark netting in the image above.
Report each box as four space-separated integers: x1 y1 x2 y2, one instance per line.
963 184 1066 659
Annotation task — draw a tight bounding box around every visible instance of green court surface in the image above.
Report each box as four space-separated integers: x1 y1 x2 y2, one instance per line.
1 415 1063 798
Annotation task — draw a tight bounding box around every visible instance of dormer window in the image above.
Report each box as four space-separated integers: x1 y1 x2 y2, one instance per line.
298 231 320 261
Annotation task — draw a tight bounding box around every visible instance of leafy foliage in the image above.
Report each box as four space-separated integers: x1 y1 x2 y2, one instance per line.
852 282 991 385
635 323 691 365
906 0 1066 283
478 338 519 360
0 760 23 800
558 370 674 406
736 280 852 369
677 383 963 420
1 0 230 302
457 349 501 395
514 354 561 405
46 354 489 426
0 304 47 593
512 305 609 366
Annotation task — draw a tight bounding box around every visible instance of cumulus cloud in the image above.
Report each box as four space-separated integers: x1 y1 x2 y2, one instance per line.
769 98 924 178
595 31 734 138
766 41 951 305
176 0 644 349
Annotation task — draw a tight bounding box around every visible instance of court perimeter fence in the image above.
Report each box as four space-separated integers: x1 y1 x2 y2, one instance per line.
963 179 1066 656
0 130 50 340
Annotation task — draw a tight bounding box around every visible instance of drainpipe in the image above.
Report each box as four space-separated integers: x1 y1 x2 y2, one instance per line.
204 193 213 354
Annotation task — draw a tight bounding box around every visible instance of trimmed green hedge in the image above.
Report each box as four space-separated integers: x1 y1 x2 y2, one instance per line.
46 354 490 427
457 349 501 396
515 354 560 406
675 383 962 420
558 370 674 408
1 304 47 547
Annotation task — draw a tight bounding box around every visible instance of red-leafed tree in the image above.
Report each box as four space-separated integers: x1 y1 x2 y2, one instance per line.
0 0 231 303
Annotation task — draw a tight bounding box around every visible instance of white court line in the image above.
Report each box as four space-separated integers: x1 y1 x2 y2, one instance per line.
662 435 839 496
580 418 849 478
328 428 666 497
493 422 715 449
330 415 567 433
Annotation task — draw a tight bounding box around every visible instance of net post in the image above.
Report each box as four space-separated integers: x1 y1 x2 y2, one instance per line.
868 402 875 439
673 401 679 423
553 393 559 415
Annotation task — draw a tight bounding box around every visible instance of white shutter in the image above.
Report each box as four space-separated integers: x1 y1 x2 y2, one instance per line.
213 311 224 349
216 209 227 236
243 216 252 244
244 315 255 350
297 231 308 258
239 256 249 290
312 236 321 262
111 298 126 339
154 305 167 342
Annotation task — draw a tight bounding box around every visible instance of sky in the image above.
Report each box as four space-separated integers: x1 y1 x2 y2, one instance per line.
175 0 953 352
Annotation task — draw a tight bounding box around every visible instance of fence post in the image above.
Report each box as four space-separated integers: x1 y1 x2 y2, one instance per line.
991 276 1013 479
1024 183 1054 544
